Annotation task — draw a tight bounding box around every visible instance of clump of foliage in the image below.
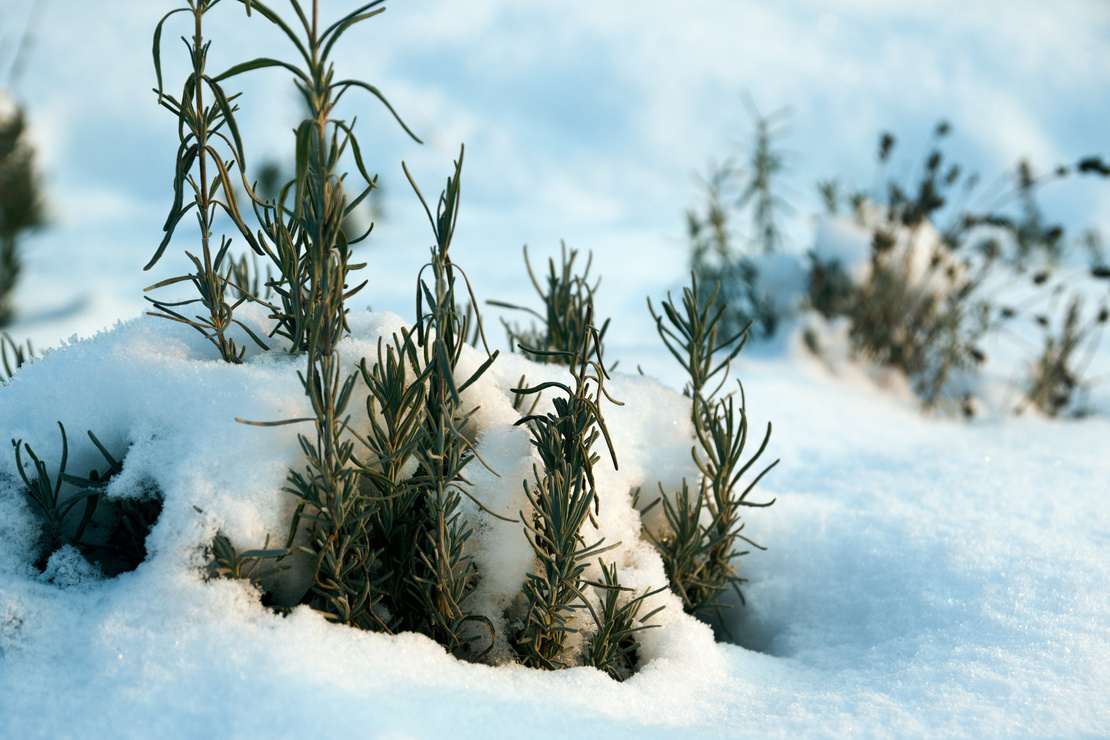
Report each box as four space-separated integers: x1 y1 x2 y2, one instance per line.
148 0 506 659
189 0 495 655
11 423 163 578
811 123 996 410
510 308 661 677
2 0 786 685
144 0 269 362
582 559 664 680
384 149 499 653
1018 293 1109 417
688 103 792 340
646 274 777 619
811 124 1110 415
490 242 610 365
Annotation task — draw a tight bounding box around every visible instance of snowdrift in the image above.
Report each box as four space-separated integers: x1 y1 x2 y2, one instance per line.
1 303 1108 738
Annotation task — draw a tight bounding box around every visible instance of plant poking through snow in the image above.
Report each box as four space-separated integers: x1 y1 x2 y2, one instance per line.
510 309 633 670
235 149 502 655
583 560 665 681
232 0 420 354
145 0 270 362
220 0 424 634
647 273 777 618
1021 295 1109 417
348 328 429 631
650 272 747 404
12 423 162 576
396 146 501 656
811 125 1110 414
489 242 610 365
250 0 396 633
688 104 791 339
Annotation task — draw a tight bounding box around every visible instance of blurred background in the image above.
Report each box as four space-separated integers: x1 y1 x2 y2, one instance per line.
2 0 1108 371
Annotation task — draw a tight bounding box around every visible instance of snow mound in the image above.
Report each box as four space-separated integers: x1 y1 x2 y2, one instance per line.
1 306 1108 738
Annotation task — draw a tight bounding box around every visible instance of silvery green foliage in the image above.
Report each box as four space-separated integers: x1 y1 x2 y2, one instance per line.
647 274 776 619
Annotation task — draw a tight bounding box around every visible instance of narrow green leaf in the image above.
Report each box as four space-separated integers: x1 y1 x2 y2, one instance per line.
152 8 190 99
228 0 312 65
203 76 247 164
145 202 198 271
293 119 313 219
320 3 386 62
332 80 423 144
213 57 309 85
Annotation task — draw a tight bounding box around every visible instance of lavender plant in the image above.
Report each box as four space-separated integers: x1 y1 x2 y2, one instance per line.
646 273 777 618
145 0 269 362
11 423 162 576
688 105 791 339
398 148 501 655
490 242 609 365
582 560 664 681
511 309 625 669
811 124 1110 414
227 0 419 353
211 0 428 635
1020 294 1109 417
106 0 767 681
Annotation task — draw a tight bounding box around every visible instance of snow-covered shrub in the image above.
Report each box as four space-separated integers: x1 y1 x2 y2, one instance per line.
511 311 625 669
808 123 1110 415
1019 294 1110 417
806 124 995 410
809 214 990 410
10 422 162 579
0 0 778 686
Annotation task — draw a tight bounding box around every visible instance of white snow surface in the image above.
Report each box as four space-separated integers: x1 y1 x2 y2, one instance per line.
0 300 1107 738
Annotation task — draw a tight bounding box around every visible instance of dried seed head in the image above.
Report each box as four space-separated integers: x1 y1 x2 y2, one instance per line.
1077 156 1110 177
879 132 895 162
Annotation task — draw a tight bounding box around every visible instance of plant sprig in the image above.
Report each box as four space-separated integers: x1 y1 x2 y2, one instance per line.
511 309 633 670
490 242 610 366
145 0 269 363
646 273 777 619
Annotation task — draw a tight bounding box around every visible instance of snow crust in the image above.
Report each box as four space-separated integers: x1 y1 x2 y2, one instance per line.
0 295 1107 738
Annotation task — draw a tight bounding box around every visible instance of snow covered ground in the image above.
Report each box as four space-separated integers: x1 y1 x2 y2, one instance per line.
0 295 1108 738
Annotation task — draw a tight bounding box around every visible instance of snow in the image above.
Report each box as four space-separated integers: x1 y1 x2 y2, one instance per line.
1 284 1108 737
